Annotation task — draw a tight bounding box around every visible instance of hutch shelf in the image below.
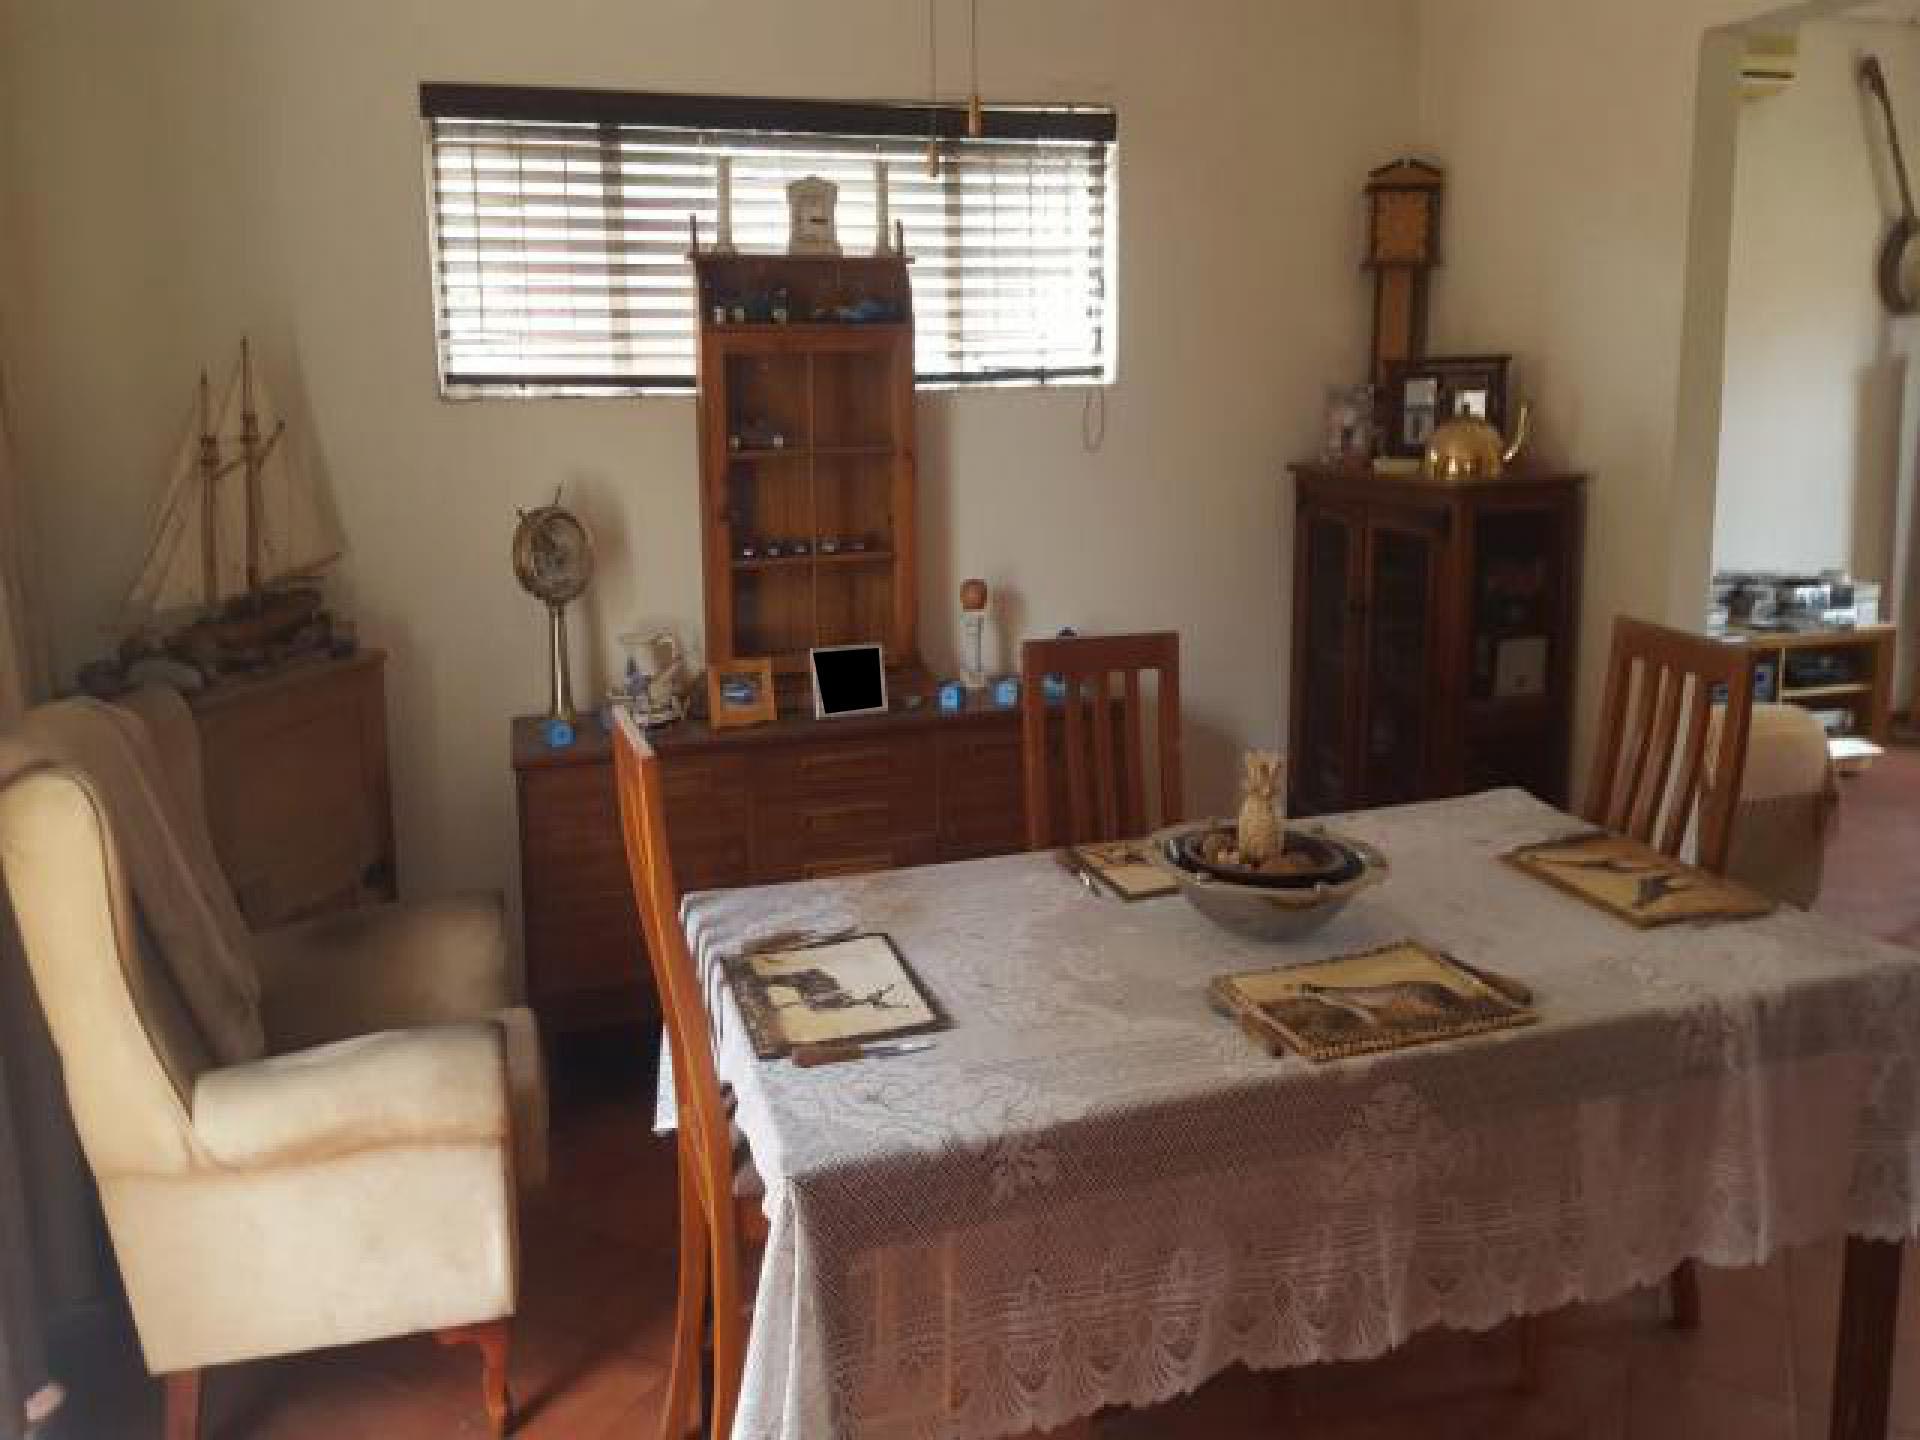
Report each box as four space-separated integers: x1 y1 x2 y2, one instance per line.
1711 622 1896 743
692 253 920 691
1288 462 1586 816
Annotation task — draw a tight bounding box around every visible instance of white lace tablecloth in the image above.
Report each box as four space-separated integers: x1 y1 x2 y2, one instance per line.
666 789 1920 1440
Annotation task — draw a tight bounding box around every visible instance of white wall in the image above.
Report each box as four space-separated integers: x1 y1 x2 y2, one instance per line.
1713 19 1919 579
0 0 1420 904
1413 0 1825 777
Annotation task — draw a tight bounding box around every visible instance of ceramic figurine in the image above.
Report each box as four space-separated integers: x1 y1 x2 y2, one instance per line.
959 577 991 690
1235 751 1286 866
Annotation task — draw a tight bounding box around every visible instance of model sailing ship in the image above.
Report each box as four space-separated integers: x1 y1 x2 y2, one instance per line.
81 340 351 694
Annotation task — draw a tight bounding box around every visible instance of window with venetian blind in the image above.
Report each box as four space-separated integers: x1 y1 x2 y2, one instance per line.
420 85 1117 394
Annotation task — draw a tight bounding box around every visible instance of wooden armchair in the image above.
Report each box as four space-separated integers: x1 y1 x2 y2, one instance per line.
1581 616 1757 1329
1018 632 1183 850
1582 616 1756 873
610 710 766 1440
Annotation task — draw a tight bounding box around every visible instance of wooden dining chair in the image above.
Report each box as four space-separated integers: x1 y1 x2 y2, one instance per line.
611 709 761 1440
1582 616 1757 875
1019 632 1184 850
1581 616 1757 1331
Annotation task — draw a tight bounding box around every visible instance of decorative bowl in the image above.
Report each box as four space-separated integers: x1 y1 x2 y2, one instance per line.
1167 827 1360 890
1148 820 1388 941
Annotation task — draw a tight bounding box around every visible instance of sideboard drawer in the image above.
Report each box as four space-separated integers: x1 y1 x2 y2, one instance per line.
936 727 1025 858
757 794 934 878
797 835 937 881
661 751 752 888
754 734 936 801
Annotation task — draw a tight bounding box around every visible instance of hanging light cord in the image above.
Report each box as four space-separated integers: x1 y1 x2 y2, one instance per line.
926 0 940 175
968 0 983 137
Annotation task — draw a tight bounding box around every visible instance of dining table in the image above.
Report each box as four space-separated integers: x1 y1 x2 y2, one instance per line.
666 788 1920 1440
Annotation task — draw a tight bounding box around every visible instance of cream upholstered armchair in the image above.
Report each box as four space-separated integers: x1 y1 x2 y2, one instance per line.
1722 701 1838 909
0 689 545 1438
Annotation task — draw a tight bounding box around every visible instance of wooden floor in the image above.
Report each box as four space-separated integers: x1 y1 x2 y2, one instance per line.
38 746 1920 1440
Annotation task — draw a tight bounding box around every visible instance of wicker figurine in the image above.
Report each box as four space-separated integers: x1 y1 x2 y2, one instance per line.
1235 750 1286 866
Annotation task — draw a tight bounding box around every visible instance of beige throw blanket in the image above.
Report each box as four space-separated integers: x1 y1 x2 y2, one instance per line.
1 698 262 1065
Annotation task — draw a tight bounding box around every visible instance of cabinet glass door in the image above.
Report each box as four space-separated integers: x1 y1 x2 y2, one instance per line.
1361 523 1437 806
1295 510 1361 813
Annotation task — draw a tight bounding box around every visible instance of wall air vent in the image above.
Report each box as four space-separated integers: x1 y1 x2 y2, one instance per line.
1741 32 1799 101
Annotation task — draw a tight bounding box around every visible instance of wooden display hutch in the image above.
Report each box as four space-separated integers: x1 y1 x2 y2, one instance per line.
1288 462 1586 815
693 252 920 691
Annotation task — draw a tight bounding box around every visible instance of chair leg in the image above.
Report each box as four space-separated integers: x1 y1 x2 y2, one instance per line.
163 1370 202 1440
709 1222 746 1440
436 1321 514 1436
1667 1262 1702 1331
663 1158 711 1440
1515 1316 1543 1394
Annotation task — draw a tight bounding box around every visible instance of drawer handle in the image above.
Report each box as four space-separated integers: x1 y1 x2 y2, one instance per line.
800 748 893 778
802 801 889 833
804 853 892 879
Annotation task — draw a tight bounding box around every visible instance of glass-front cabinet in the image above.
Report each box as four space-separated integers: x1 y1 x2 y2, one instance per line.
1287 463 1585 816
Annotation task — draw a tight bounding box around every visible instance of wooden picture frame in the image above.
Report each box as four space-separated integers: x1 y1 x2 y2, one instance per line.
706 656 777 729
1503 832 1775 929
725 932 950 1059
1385 354 1510 458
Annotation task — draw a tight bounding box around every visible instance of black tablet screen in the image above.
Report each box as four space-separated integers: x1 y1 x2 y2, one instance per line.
814 647 885 714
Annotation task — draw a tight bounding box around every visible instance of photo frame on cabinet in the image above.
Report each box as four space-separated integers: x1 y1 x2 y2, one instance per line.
1386 354 1511 457
707 657 778 729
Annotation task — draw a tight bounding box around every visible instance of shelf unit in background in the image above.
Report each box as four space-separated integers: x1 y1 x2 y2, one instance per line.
1712 623 1896 743
692 253 920 684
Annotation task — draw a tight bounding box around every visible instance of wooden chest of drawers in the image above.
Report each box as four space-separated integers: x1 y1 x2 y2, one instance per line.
189 650 396 927
511 700 1051 1037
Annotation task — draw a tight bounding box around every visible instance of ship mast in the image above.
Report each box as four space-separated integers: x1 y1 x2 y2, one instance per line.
237 338 285 601
196 371 221 610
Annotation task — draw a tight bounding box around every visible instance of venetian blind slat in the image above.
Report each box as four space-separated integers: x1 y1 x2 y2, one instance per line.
424 98 1113 391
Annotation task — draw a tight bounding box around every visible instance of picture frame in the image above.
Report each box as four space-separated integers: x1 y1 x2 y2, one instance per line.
1385 354 1511 457
706 656 777 729
725 931 950 1060
1321 383 1376 465
809 642 889 720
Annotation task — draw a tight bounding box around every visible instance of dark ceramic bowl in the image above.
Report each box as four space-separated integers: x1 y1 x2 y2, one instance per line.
1149 820 1388 941
1169 827 1361 890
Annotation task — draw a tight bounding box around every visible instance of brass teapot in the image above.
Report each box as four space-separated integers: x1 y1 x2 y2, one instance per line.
1424 399 1533 481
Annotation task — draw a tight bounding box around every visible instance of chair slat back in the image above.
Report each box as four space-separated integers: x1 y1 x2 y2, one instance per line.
1020 632 1183 850
609 710 746 1437
1582 617 1756 873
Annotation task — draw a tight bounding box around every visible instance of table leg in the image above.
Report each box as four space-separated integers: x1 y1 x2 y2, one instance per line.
1829 1237 1903 1440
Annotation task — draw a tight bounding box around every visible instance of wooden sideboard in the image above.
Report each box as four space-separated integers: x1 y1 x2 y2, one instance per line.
512 698 1070 1038
188 650 396 927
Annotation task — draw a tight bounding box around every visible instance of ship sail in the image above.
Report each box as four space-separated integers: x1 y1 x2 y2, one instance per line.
239 359 344 587
123 344 344 623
